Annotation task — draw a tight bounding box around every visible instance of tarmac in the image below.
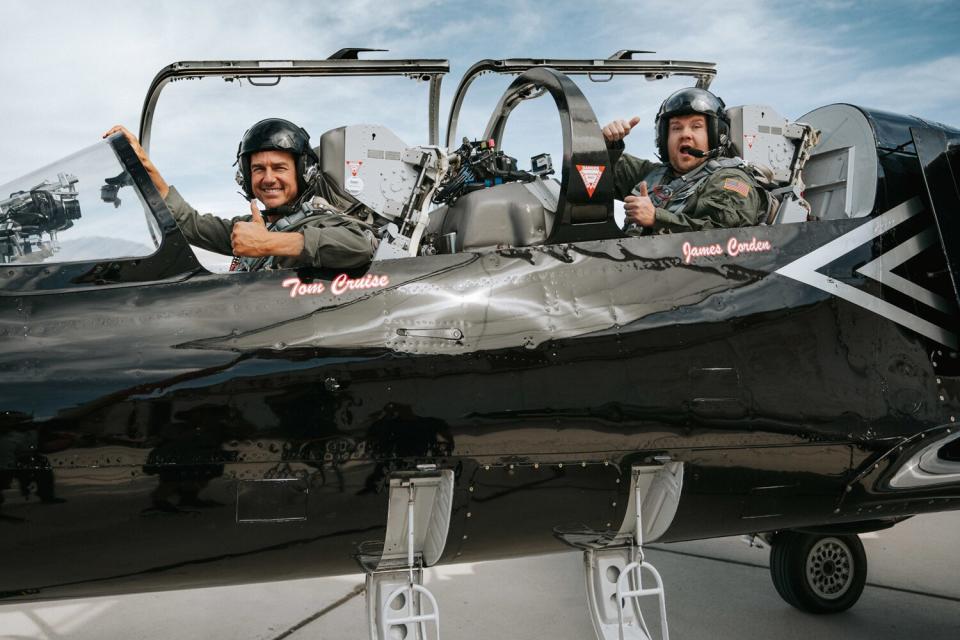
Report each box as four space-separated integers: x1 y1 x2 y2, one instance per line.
1 511 958 640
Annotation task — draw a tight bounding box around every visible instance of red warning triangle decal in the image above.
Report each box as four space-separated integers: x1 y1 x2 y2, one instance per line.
576 164 605 198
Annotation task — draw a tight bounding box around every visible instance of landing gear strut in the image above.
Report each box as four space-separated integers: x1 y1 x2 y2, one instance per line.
769 531 867 614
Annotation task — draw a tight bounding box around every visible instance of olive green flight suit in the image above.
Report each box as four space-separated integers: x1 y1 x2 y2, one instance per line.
609 143 767 233
164 186 373 269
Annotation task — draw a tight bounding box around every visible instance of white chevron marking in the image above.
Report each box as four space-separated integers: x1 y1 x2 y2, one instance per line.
776 198 958 349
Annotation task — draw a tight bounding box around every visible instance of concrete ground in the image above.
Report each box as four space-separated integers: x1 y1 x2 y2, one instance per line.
2 512 958 640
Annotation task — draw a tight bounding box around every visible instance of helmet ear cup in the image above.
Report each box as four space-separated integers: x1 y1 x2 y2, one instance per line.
237 155 253 199
718 127 730 150
298 146 321 193
655 116 669 161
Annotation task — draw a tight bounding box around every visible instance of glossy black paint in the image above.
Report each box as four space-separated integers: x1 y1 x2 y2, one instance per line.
1 107 959 603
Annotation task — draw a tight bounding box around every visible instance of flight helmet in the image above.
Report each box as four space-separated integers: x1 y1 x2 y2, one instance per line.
654 87 730 160
235 118 320 201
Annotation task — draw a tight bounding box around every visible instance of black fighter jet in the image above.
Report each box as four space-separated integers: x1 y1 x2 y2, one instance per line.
1 50 958 640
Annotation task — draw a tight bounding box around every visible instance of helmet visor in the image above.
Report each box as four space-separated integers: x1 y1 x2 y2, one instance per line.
239 119 311 157
662 89 723 118
686 94 719 113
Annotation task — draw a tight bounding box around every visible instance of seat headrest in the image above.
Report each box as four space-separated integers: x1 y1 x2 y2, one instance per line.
317 126 359 209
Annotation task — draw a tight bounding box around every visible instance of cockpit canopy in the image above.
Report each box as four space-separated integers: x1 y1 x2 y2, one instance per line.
0 142 161 265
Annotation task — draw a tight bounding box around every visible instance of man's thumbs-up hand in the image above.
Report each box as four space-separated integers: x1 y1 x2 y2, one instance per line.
624 181 655 228
231 201 273 257
601 116 641 143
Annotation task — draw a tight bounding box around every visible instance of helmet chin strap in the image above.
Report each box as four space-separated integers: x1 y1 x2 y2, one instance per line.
260 203 298 218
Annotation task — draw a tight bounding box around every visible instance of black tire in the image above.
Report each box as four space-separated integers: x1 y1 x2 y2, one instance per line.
769 531 867 614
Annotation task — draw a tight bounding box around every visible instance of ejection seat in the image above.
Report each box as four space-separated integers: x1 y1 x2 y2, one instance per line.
724 104 881 224
321 124 561 253
724 105 821 225
315 126 364 213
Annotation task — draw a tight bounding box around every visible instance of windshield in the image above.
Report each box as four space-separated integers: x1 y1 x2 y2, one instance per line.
0 141 161 265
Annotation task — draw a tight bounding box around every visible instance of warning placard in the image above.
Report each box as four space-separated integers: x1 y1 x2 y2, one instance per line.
346 160 363 177
576 164 605 198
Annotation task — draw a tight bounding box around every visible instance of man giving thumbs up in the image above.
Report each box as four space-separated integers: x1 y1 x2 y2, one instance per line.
601 88 766 234
103 119 373 271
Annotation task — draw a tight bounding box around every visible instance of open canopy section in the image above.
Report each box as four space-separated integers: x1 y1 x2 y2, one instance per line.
139 51 449 151
445 51 717 149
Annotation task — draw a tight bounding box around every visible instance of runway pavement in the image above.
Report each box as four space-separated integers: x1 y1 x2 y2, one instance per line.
2 511 957 639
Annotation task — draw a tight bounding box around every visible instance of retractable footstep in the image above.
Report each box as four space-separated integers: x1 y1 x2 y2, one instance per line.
560 463 682 640
360 469 454 640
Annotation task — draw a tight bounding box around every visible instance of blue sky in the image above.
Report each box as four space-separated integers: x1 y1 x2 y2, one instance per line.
1 0 957 187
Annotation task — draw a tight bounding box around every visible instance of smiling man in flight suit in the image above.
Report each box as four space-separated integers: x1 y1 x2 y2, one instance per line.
104 119 373 270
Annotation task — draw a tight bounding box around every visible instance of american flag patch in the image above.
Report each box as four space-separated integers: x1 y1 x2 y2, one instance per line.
722 178 750 197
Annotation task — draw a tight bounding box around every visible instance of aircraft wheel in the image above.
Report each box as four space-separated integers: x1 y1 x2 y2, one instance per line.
769 531 867 614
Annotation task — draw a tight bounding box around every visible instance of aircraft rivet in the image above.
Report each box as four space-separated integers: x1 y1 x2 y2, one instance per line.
612 502 617 507
468 486 474 493
606 522 612 528
558 463 564 469
466 512 472 518
937 378 942 384
534 463 540 469
874 464 879 469
834 508 840 514
940 396 946 402
484 465 490 471
604 461 610 466
951 417 956 423
845 485 852 492
616 478 621 484
509 464 514 470
581 462 587 468
463 535 469 540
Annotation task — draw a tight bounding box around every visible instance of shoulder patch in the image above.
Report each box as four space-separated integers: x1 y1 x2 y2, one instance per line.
722 177 750 198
